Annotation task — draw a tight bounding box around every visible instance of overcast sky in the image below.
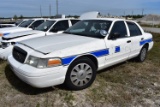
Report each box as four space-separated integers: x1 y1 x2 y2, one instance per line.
0 0 160 17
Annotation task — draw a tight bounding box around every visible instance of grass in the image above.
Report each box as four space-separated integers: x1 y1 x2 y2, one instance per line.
0 33 160 106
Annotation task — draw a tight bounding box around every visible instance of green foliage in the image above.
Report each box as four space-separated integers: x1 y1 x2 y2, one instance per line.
13 15 18 20
19 15 23 19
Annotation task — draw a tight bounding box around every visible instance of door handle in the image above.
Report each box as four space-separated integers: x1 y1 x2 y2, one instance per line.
127 40 131 43
141 38 144 40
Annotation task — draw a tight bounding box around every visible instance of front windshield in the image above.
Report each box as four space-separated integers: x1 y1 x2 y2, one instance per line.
18 20 27 26
64 20 112 38
19 20 34 27
15 20 23 26
35 20 55 31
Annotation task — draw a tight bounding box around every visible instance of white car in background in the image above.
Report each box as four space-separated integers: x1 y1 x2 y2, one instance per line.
0 18 46 37
0 19 80 59
8 18 153 90
0 19 26 28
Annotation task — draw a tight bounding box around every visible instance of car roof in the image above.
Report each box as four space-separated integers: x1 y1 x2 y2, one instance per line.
30 18 49 20
46 18 79 21
83 18 126 22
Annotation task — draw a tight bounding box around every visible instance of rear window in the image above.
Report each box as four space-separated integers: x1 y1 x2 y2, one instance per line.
127 22 142 36
71 20 80 25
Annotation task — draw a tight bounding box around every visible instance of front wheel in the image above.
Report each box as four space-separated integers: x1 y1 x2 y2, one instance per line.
64 57 96 90
137 46 148 62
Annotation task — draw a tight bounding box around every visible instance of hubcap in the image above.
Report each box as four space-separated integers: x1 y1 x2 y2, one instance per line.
141 48 147 61
70 63 93 87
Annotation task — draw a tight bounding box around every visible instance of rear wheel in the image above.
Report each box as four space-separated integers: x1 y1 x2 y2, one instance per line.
137 46 148 62
65 57 96 90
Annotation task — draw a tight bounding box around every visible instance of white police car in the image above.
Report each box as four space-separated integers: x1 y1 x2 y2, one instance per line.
0 19 79 59
8 18 153 90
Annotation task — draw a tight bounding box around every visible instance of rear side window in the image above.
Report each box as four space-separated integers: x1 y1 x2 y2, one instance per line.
127 22 142 36
70 20 80 25
109 21 127 38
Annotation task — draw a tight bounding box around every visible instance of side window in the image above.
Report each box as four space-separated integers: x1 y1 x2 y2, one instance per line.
30 20 44 29
70 20 80 25
127 22 142 36
50 20 69 32
109 21 127 39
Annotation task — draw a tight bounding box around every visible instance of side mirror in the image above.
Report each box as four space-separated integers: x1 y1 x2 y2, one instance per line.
109 32 120 40
100 30 108 37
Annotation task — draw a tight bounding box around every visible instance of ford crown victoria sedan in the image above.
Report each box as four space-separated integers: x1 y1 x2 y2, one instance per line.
8 18 153 90
0 19 79 59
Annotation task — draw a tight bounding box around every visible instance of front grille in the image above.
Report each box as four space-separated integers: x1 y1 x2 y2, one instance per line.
12 46 27 63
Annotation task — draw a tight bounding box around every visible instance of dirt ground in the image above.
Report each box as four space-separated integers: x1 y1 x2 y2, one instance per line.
0 33 159 107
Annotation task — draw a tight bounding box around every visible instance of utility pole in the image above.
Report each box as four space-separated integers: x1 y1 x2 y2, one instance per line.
124 11 125 18
49 4 51 18
56 0 58 15
40 5 42 18
142 9 144 16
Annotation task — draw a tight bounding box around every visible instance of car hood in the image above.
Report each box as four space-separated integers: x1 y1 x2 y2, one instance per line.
2 30 44 40
20 34 99 54
0 27 31 34
0 27 18 32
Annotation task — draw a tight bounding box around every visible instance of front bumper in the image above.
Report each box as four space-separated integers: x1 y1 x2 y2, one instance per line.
0 46 13 60
7 55 68 88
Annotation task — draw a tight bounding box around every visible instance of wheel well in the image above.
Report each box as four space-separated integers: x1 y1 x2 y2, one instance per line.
69 55 98 70
143 43 149 50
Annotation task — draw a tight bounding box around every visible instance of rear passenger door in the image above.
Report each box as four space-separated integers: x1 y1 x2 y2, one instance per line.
105 21 131 64
126 21 143 58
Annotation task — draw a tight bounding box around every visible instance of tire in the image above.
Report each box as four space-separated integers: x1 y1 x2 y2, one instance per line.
64 57 96 90
136 46 148 62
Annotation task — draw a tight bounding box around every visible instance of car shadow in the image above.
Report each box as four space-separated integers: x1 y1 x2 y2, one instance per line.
4 65 56 95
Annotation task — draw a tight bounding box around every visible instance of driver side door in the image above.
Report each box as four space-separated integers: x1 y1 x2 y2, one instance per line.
104 21 131 65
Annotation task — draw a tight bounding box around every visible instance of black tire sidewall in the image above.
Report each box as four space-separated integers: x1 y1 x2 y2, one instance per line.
138 46 147 62
65 57 96 90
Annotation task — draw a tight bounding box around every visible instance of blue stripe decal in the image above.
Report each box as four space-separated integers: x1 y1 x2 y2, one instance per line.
61 49 109 65
140 38 152 46
90 49 109 57
115 46 120 53
3 33 10 36
61 56 76 65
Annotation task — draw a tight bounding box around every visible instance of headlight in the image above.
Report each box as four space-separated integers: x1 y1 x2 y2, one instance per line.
26 55 62 68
